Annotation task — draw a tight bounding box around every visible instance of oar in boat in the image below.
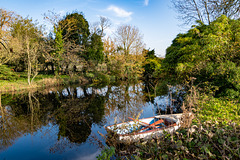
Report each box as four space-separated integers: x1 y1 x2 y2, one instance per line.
137 119 164 132
128 117 164 130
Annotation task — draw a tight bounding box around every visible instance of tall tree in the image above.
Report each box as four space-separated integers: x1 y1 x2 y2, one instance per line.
172 0 240 25
86 33 104 64
143 49 163 79
44 11 84 75
115 24 145 56
0 8 19 65
53 26 64 75
60 11 90 46
99 16 111 37
11 17 43 85
108 24 146 79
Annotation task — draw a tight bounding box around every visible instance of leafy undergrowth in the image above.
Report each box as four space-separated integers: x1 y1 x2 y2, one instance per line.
196 96 240 125
133 121 240 160
133 97 240 160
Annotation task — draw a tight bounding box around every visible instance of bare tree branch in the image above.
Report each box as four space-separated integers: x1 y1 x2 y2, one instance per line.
172 0 240 25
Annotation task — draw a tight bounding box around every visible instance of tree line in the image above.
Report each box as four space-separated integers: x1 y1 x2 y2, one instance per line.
1 0 239 99
0 9 146 85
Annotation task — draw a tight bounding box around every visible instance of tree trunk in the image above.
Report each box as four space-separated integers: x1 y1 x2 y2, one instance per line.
203 0 211 24
27 40 31 85
193 0 203 23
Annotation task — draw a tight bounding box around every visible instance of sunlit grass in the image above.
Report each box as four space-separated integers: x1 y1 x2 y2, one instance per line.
0 74 72 92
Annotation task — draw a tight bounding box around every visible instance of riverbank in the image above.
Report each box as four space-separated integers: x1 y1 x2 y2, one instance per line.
0 74 89 93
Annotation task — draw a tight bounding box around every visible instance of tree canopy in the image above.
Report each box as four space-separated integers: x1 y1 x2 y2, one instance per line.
60 11 90 46
163 15 240 98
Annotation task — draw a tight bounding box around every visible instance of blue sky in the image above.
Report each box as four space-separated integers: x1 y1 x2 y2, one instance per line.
1 0 187 57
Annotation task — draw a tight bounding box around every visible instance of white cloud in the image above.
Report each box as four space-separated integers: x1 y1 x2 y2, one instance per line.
107 5 133 18
144 0 149 6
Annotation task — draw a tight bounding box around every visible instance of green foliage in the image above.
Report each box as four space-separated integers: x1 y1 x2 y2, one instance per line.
143 49 163 79
61 11 90 46
54 27 64 55
121 122 240 159
53 26 64 75
85 72 110 85
93 72 110 85
97 147 115 160
86 33 104 64
0 65 19 81
196 96 240 125
163 15 240 98
11 17 41 41
11 17 43 85
85 72 95 79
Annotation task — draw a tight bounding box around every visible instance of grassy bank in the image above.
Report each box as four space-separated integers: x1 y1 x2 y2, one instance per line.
0 70 119 92
0 74 88 92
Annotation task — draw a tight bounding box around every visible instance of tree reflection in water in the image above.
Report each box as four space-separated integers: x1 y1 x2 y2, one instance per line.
0 81 183 156
0 82 149 153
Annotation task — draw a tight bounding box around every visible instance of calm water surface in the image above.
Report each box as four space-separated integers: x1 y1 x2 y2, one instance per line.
0 82 183 160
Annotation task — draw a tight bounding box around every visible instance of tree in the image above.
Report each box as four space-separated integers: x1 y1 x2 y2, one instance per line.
11 17 43 85
172 0 240 25
86 33 104 64
44 11 84 75
85 16 110 65
163 15 240 98
90 16 111 38
115 24 145 56
107 24 146 79
0 8 19 65
53 26 64 75
60 11 90 46
99 16 111 37
143 49 163 79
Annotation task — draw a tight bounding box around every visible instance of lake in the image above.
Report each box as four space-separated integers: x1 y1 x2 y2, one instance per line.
0 81 183 160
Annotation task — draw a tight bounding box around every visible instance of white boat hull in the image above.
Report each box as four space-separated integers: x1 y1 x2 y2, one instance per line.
106 113 183 142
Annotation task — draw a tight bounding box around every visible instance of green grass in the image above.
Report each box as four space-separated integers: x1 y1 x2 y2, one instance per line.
196 96 240 125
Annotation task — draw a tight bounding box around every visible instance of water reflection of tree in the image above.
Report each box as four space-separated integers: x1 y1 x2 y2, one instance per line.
0 81 181 154
143 80 184 114
0 92 43 151
143 80 169 103
104 82 146 122
0 86 106 153
52 86 106 144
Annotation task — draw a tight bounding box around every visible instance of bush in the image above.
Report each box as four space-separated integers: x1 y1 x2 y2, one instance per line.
163 15 240 98
134 122 240 160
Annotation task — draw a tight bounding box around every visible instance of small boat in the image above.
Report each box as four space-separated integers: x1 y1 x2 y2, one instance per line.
105 114 183 142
